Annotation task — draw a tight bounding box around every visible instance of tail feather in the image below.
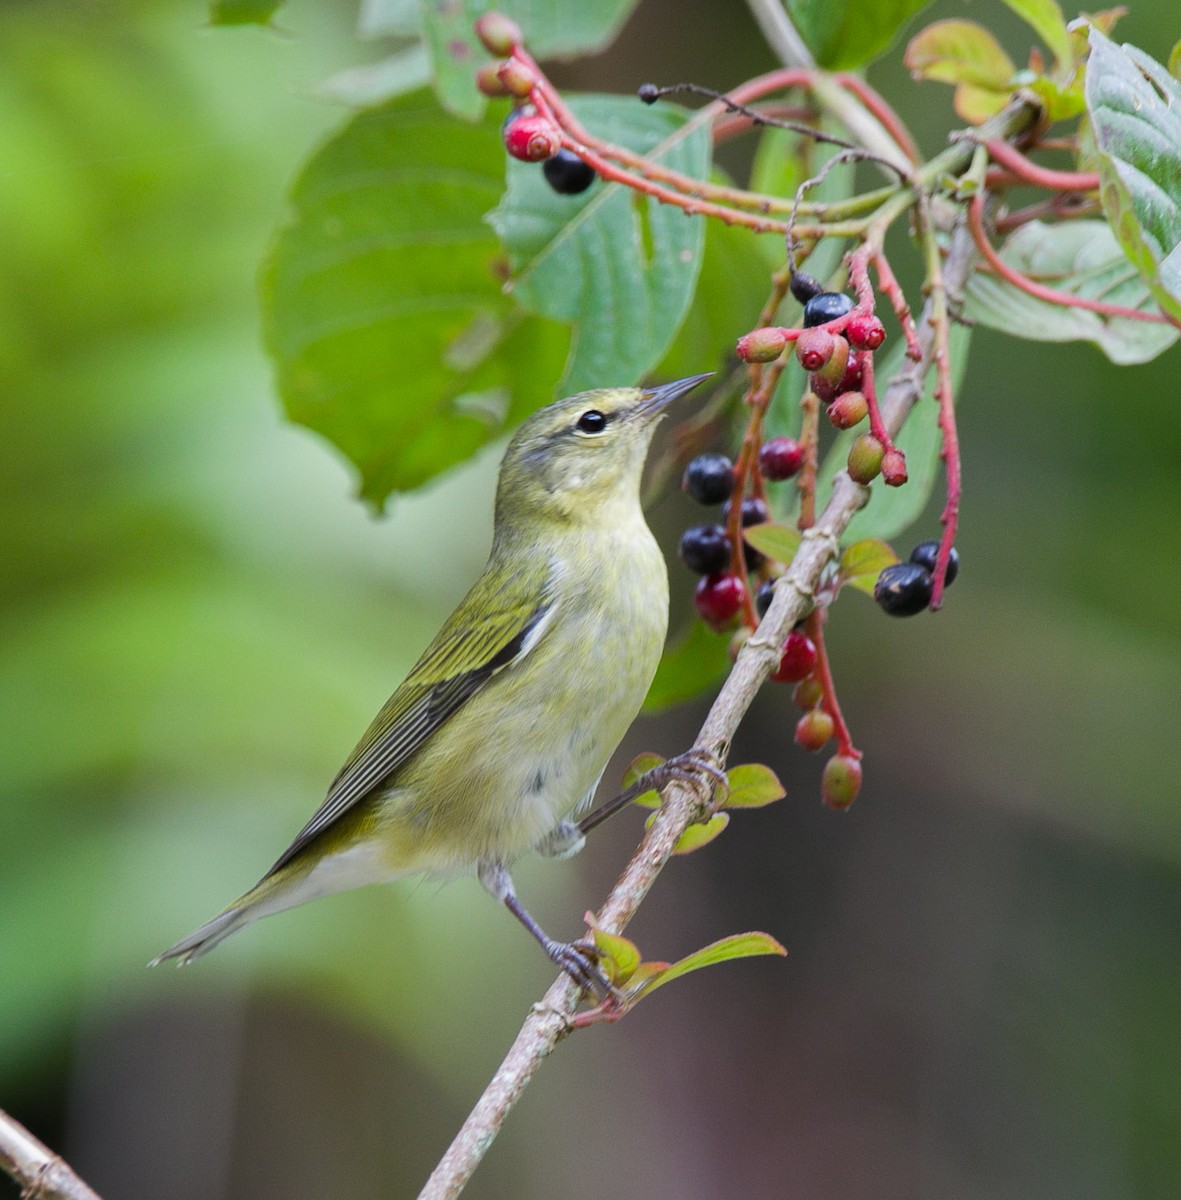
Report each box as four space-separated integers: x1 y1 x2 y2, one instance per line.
149 906 252 967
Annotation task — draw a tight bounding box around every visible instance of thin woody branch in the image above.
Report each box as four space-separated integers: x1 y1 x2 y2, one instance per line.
0 1108 102 1200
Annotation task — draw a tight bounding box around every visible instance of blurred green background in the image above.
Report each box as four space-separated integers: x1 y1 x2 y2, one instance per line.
1 1 1179 1197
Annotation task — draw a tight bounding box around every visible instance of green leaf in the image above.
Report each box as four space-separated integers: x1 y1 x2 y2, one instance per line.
489 96 710 394
669 812 729 855
624 932 786 1002
643 618 727 713
1000 0 1072 73
744 522 801 564
420 0 639 119
723 763 786 808
785 0 935 70
1170 39 1181 83
1085 29 1181 323
905 19 1015 88
208 0 282 25
966 220 1179 364
317 47 433 107
589 923 641 985
622 751 664 808
813 323 971 543
263 91 568 507
839 538 899 594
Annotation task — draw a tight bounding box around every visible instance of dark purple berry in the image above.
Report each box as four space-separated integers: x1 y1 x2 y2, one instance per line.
755 578 776 619
679 524 731 575
759 437 804 481
802 291 853 328
682 453 735 506
542 149 595 195
637 83 661 104
723 496 769 527
910 540 959 586
789 270 824 304
873 563 933 617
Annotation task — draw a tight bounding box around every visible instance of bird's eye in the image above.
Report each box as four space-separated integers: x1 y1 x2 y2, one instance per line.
576 409 608 434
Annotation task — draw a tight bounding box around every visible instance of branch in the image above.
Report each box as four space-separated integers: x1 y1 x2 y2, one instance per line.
0 1109 102 1200
417 213 984 1200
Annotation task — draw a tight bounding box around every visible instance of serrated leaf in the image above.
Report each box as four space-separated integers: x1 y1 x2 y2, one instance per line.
813 324 971 543
624 932 786 1003
643 618 727 713
588 923 641 986
262 92 569 507
966 219 1178 363
905 19 1015 88
744 522 801 564
723 763 785 808
839 538 899 594
420 0 639 119
208 0 282 24
1000 0 1072 73
1085 29 1181 322
489 96 710 394
785 0 935 70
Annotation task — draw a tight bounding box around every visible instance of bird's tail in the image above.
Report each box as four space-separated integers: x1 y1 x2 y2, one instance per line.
149 904 254 967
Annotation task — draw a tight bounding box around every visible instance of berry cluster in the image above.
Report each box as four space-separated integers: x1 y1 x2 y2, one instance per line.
874 540 959 617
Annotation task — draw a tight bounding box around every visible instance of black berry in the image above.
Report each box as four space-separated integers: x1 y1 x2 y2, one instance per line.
789 270 824 304
542 149 596 195
910 540 959 586
802 291 853 328
679 524 731 575
755 578 776 619
873 563 933 617
637 83 661 105
682 453 735 506
723 496 769 527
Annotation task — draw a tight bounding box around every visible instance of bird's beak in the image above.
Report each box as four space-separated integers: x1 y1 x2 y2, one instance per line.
637 373 713 417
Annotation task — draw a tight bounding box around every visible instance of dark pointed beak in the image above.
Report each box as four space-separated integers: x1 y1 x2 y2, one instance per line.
637 372 713 417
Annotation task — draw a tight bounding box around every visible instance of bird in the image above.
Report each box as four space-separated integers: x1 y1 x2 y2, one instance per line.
152 374 713 991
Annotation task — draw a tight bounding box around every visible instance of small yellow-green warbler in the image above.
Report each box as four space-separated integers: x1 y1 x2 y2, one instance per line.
153 374 711 989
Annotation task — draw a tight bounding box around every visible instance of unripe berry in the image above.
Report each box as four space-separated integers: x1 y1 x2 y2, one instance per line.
758 437 804 481
475 12 522 55
795 708 834 752
679 524 731 575
682 453 735 506
839 355 863 394
789 270 824 304
802 291 853 328
881 448 908 487
502 112 559 162
795 327 836 371
827 390 868 430
846 311 886 350
821 754 862 810
694 572 746 630
873 562 933 616
846 434 885 484
476 64 511 97
792 677 823 710
543 149 595 195
497 59 537 99
810 334 850 397
737 326 789 363
910 540 959 586
772 631 817 683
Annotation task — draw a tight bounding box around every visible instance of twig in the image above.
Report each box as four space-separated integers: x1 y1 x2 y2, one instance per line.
0 1108 102 1200
416 211 985 1200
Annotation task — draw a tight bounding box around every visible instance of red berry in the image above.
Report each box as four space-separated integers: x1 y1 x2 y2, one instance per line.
503 113 559 162
737 326 789 363
827 390 868 430
795 327 836 371
497 59 537 99
882 448 908 487
694 572 746 630
474 12 522 55
839 355 863 394
795 709 834 752
772 631 818 683
821 754 863 810
846 311 886 350
792 677 823 709
758 437 804 481
810 335 850 397
846 434 884 484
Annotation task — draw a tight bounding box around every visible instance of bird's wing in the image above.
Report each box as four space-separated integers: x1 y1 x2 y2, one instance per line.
265 556 557 875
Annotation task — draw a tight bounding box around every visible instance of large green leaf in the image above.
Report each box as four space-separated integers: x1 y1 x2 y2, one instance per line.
263 91 567 507
785 0 934 69
420 0 639 119
813 323 971 543
208 0 282 25
1085 29 1181 322
643 618 727 713
489 95 710 394
966 220 1178 364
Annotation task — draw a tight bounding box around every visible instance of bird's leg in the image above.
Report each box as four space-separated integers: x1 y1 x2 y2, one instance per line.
534 818 585 860
477 859 613 997
576 748 728 838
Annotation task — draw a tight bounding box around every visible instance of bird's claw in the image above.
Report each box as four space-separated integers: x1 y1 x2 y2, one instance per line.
546 937 616 998
654 748 729 810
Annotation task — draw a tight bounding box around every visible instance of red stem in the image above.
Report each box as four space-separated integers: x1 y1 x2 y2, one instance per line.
983 139 1099 193
806 608 859 759
929 296 959 611
872 250 922 360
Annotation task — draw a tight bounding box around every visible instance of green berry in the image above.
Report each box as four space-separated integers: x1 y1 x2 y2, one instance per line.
737 326 789 363
821 754 862 809
846 434 885 484
795 708 834 752
827 391 868 430
474 12 522 55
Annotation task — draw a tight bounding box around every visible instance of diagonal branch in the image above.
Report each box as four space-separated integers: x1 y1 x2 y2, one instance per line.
417 214 984 1200
0 1108 102 1200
